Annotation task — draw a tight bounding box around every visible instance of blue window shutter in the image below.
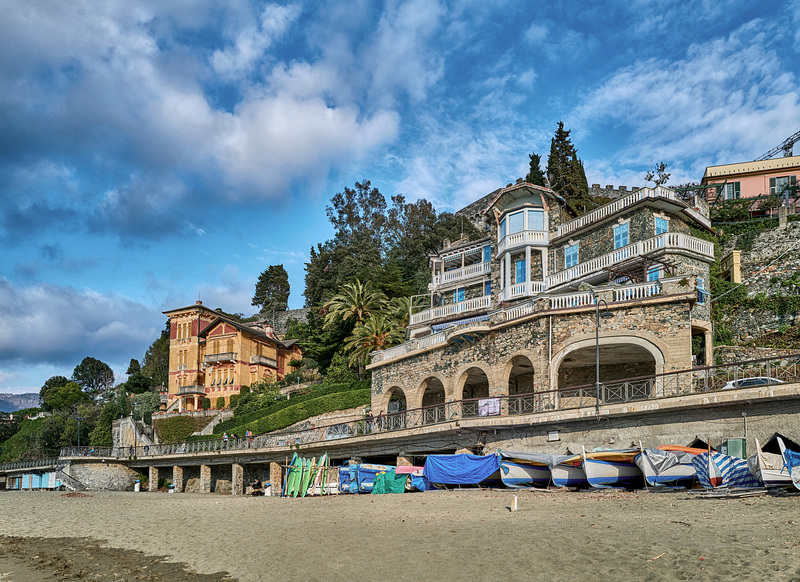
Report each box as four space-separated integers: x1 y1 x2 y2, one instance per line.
484 280 491 296
734 182 740 198
483 246 491 262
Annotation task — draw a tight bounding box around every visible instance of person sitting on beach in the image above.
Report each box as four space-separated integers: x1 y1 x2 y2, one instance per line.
251 478 264 496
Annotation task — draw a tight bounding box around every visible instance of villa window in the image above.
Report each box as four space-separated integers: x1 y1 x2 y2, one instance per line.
515 259 526 283
500 218 506 239
697 278 707 304
719 182 740 200
454 287 465 302
483 245 491 262
647 267 660 282
565 243 579 268
770 176 797 196
508 211 524 234
526 209 544 231
484 280 491 296
614 222 629 249
655 216 668 235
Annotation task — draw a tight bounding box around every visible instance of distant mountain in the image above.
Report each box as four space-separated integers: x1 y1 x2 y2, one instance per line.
0 393 39 413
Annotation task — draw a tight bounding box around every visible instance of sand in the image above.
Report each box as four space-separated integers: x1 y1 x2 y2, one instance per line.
1 489 800 581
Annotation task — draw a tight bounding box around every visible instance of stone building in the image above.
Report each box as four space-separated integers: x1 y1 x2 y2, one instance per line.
163 301 302 411
368 181 715 417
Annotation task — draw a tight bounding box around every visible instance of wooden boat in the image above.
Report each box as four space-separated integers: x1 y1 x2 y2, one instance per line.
551 455 589 488
499 459 551 488
581 447 643 488
748 438 792 488
636 444 698 487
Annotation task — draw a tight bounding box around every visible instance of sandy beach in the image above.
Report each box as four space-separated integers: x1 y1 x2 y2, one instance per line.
1 489 799 581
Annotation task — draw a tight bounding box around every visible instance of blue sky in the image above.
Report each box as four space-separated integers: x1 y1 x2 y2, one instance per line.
2 0 800 394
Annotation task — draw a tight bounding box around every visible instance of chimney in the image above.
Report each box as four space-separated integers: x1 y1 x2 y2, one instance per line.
196 300 203 305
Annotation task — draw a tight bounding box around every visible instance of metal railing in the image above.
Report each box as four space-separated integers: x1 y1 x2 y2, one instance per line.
205 352 237 363
55 354 800 461
0 458 59 472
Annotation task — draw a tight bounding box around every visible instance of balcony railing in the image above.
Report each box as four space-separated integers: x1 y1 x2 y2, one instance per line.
497 229 548 255
556 186 710 238
64 354 800 460
205 352 237 364
375 281 665 363
430 261 490 288
177 384 206 395
500 280 546 302
250 355 277 368
409 295 492 326
545 233 714 289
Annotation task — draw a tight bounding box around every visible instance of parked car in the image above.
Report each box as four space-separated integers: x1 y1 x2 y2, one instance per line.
722 376 785 390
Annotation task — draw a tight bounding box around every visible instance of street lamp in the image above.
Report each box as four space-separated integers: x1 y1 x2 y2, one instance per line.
594 296 614 417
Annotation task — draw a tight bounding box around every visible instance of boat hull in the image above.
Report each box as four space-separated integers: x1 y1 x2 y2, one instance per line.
582 458 643 488
551 463 588 488
635 452 696 487
499 461 551 488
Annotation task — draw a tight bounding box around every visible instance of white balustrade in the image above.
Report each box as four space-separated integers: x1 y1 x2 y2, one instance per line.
500 280 546 301
556 186 687 238
416 332 447 350
410 295 492 325
614 282 661 302
546 233 714 289
431 261 490 287
497 230 549 255
549 292 595 310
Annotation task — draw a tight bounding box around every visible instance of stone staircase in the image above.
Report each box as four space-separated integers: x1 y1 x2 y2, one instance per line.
54 462 86 491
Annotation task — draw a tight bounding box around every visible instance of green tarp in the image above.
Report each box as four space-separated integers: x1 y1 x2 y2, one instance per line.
371 470 407 494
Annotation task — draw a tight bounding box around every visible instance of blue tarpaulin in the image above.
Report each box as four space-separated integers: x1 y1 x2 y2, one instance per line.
423 453 500 485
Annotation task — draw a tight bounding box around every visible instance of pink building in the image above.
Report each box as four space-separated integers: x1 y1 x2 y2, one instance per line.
701 155 799 204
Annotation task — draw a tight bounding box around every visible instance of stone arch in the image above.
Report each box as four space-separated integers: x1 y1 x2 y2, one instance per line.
551 334 666 392
378 385 408 414
419 376 447 407
456 365 491 401
506 354 536 395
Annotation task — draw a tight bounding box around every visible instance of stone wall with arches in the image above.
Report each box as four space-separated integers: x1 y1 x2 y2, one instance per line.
370 297 701 414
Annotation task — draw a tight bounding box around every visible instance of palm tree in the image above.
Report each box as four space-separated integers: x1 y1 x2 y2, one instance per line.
322 280 387 330
387 296 411 328
344 315 405 367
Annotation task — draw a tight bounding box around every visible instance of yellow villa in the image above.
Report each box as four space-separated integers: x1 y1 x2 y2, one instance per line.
163 301 302 411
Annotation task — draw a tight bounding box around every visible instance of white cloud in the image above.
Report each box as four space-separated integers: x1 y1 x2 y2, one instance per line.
524 23 549 44
0 278 161 381
569 18 800 181
210 3 302 79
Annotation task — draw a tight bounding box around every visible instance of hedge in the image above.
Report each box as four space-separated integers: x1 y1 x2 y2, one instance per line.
153 416 211 444
213 380 369 435
241 388 371 436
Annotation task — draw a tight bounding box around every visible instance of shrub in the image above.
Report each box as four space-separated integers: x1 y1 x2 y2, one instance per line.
202 398 211 410
153 416 210 443
216 397 225 410
229 394 240 408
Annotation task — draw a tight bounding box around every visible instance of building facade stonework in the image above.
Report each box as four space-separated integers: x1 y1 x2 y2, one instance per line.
368 182 714 417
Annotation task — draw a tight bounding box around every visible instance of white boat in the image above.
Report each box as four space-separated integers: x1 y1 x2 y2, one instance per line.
499 459 551 488
551 455 589 488
582 447 643 488
748 438 792 489
777 437 800 491
635 445 697 487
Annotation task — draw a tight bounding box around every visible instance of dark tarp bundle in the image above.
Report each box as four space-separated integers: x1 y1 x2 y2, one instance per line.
423 453 500 485
371 470 408 494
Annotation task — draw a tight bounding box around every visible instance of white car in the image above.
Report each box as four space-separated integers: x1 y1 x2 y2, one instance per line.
722 376 785 390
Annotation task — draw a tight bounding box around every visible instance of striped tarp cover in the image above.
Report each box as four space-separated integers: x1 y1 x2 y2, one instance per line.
692 452 762 489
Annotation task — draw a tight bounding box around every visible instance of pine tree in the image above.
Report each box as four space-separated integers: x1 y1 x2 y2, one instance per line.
547 121 591 215
525 152 547 186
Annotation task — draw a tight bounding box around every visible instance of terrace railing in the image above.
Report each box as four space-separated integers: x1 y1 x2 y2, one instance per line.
57 354 800 460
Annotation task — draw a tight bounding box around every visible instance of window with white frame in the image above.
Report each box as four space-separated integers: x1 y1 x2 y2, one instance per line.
770 176 797 196
499 208 545 240
655 216 668 235
565 243 579 268
614 222 629 249
697 277 707 304
514 259 526 283
719 182 740 200
484 280 491 296
647 267 660 282
453 287 465 302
